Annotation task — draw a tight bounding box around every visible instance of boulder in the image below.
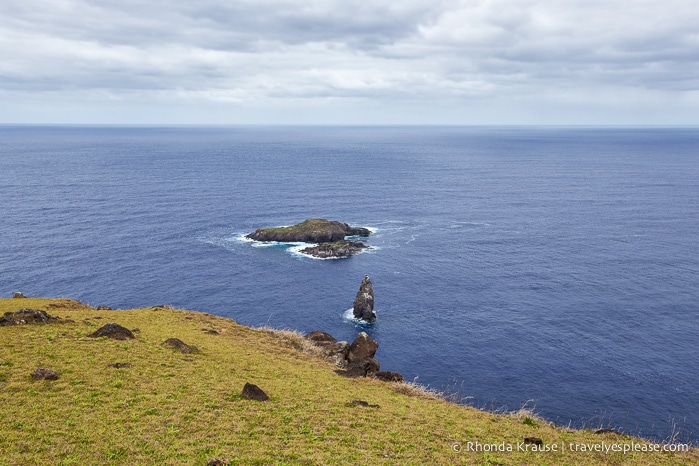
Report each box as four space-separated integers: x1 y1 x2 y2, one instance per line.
306 330 337 344
88 323 135 340
337 358 379 378
0 309 60 326
348 332 378 363
96 306 112 310
338 362 369 378
241 382 269 401
163 338 198 354
353 275 375 322
12 292 26 298
523 437 543 446
31 368 59 380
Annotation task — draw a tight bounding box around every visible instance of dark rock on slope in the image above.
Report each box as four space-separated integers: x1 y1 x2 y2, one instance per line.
88 323 135 340
241 382 269 401
31 368 59 380
163 338 199 354
0 309 60 326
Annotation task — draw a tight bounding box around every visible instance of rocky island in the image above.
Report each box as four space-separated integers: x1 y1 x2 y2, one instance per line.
246 218 372 259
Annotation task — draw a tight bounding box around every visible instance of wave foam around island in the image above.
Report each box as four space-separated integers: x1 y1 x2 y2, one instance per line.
342 308 375 328
229 226 378 260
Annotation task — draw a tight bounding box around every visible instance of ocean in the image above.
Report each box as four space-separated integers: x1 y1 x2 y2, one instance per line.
1 125 697 443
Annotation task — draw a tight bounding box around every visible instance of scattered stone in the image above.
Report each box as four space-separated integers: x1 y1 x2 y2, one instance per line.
131 328 140 333
523 437 543 446
163 338 198 354
347 331 378 363
349 400 380 408
241 382 269 401
352 275 376 322
88 323 135 340
31 368 59 380
373 371 404 382
12 292 26 298
0 309 60 326
96 306 112 310
92 316 103 319
107 363 132 369
203 329 219 335
207 459 229 466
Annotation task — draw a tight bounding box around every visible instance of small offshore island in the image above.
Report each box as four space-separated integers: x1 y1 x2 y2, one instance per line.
246 218 372 259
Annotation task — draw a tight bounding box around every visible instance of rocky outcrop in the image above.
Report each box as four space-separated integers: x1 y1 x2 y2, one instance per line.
306 331 348 366
88 323 135 340
246 218 370 243
305 330 402 382
241 382 269 401
0 309 60 326
12 292 26 298
300 240 369 259
353 276 376 322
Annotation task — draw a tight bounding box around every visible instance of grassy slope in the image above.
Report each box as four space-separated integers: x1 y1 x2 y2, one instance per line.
0 298 696 466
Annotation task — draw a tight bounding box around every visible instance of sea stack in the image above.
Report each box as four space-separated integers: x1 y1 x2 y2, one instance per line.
353 275 376 322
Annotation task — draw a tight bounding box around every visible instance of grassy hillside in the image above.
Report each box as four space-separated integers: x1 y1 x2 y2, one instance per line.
1 298 696 465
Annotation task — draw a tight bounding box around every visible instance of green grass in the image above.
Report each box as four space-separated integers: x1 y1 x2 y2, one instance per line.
256 218 336 234
1 297 697 465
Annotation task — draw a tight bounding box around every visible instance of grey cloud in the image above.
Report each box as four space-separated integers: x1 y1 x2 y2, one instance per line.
0 0 698 123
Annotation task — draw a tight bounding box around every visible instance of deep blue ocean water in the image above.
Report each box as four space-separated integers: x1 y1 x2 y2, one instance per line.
1 125 697 443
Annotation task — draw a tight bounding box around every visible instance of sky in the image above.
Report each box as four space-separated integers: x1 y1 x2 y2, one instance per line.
1 0 698 125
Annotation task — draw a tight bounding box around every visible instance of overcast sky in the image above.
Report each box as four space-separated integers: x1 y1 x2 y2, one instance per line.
1 0 698 125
